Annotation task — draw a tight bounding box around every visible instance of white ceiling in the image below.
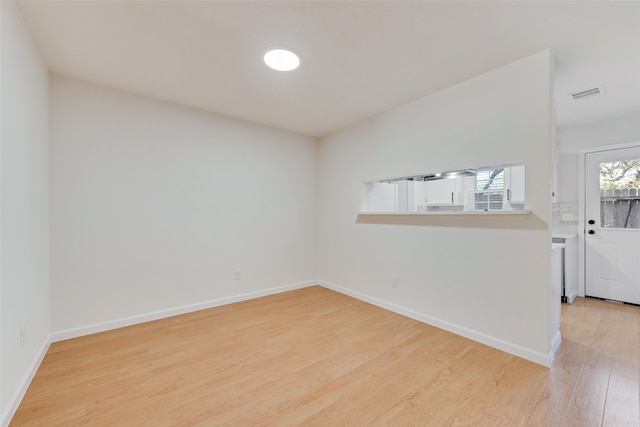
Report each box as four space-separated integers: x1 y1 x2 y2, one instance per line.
17 1 640 138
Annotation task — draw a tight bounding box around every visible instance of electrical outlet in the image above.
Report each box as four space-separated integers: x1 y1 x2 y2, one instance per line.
392 276 400 288
20 327 26 348
234 270 241 280
562 213 573 221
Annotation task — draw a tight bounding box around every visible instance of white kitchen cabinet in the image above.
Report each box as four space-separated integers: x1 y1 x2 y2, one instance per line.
363 181 397 212
551 157 558 203
505 165 525 205
412 181 428 211
552 120 558 203
550 243 563 345
425 177 465 206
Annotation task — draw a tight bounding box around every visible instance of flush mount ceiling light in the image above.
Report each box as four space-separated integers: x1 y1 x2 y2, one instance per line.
264 48 300 71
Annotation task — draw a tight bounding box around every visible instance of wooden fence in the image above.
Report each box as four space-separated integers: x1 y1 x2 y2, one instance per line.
600 188 640 229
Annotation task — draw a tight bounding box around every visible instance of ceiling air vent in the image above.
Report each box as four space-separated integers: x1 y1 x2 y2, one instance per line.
568 87 605 101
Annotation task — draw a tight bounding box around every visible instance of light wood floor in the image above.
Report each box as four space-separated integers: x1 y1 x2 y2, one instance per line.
10 286 640 426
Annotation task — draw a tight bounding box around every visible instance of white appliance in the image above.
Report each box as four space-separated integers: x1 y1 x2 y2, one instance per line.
552 234 578 303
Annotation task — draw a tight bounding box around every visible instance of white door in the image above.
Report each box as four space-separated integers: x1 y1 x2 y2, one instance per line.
585 146 640 304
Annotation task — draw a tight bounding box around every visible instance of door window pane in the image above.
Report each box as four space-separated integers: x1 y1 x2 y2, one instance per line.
599 159 640 228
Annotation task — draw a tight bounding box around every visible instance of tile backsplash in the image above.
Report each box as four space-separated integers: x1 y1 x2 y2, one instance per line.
552 202 579 234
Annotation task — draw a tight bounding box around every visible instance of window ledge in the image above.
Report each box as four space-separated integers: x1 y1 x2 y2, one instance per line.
358 210 531 216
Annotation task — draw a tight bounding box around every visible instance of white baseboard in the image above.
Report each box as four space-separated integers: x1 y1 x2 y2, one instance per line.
550 330 562 361
1 335 51 427
318 280 555 367
51 280 317 342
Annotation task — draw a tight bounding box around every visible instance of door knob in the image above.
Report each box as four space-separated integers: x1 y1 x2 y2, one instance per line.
588 219 595 225
588 230 595 235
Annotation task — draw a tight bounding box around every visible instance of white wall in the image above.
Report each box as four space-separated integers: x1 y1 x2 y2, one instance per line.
0 1 50 422
556 113 640 203
557 152 579 203
317 51 556 365
558 113 640 154
50 76 317 333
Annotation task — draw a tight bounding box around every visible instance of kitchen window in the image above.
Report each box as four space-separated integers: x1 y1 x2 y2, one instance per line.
473 168 505 211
